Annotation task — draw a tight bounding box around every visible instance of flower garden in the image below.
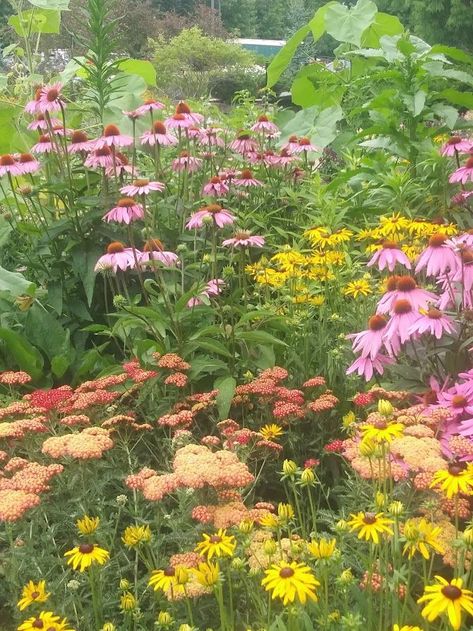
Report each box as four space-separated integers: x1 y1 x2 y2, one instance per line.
3 0 473 630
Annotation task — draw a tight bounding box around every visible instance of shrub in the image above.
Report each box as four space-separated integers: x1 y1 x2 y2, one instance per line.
208 65 266 103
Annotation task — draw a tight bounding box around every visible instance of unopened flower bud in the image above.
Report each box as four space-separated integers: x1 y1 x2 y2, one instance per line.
375 491 386 509
231 557 245 570
300 468 316 486
67 579 80 591
263 539 277 555
176 244 187 254
377 399 394 417
101 624 117 631
339 569 354 584
359 438 376 457
335 519 349 532
239 519 254 534
113 294 127 308
119 578 130 590
388 501 404 516
463 527 473 546
282 459 297 477
157 611 173 626
175 566 189 585
116 494 128 506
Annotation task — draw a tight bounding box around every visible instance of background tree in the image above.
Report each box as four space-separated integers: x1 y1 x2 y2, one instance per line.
254 0 286 39
220 0 257 37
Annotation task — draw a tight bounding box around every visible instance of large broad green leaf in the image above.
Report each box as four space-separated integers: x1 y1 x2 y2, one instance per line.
27 0 70 8
118 59 156 86
25 305 71 361
430 45 473 67
431 103 459 129
266 2 336 88
71 243 100 306
9 9 61 35
215 376 236 420
361 12 403 48
0 103 19 153
0 217 12 248
441 89 473 110
424 64 473 88
325 0 377 47
103 73 147 125
0 265 35 298
281 104 344 148
0 328 43 380
291 63 346 108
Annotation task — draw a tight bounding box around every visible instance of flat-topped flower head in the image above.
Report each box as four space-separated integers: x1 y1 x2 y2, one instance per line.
222 231 265 248
121 179 164 196
441 135 473 156
233 168 264 187
262 561 319 605
64 543 110 572
186 204 235 229
368 241 411 271
103 198 144 224
195 528 236 559
347 511 394 543
418 576 473 630
449 155 473 184
94 242 140 273
94 124 133 149
141 121 177 146
140 239 179 268
0 154 22 177
17 580 50 611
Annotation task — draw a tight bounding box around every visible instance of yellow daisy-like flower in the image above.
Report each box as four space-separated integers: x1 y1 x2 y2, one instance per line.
418 576 473 630
343 279 372 298
120 592 137 611
262 561 320 606
292 293 325 305
259 513 279 528
347 512 394 544
307 538 337 559
122 524 152 548
17 580 50 611
393 625 423 631
64 543 110 572
254 269 288 288
304 227 353 249
356 228 377 241
342 411 356 429
195 528 236 559
192 561 221 587
430 463 473 499
402 518 445 560
377 213 411 238
18 611 74 631
148 566 187 595
76 515 100 535
360 420 404 444
259 424 284 441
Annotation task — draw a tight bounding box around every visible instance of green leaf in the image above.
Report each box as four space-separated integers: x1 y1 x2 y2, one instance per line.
9 9 61 35
71 243 100 306
0 327 43 380
27 0 70 8
325 0 377 47
118 59 156 86
188 339 233 358
189 357 228 379
291 63 346 108
0 103 19 153
0 217 12 248
266 3 335 88
0 265 35 298
360 12 403 48
441 89 473 110
25 305 71 361
235 330 287 347
431 103 459 129
51 354 70 378
215 376 236 420
281 104 343 148
430 45 473 67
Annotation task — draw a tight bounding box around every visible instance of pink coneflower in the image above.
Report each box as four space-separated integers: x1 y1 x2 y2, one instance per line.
251 115 279 135
120 179 164 196
349 315 391 360
206 278 225 295
103 197 144 224
94 124 133 149
222 231 265 248
451 190 473 206
293 167 305 181
367 241 412 272
94 241 139 273
186 125 201 139
122 109 141 120
141 121 177 147
139 239 179 268
276 148 296 166
165 113 195 129
202 176 229 197
219 169 238 182
441 136 473 157
292 137 320 154
281 135 300 154
50 124 71 137
198 127 224 147
134 99 165 116
449 247 473 293
0 154 22 177
175 101 204 124
24 87 43 115
230 133 258 155
375 275 400 314
31 135 55 154
172 151 202 173
85 146 114 169
384 299 419 344
68 130 96 153
27 114 61 131
346 353 394 381
105 152 136 177
437 383 473 417
186 204 235 229
16 153 40 175
449 156 473 184
408 307 456 340
388 276 437 312
415 233 459 276
38 83 64 113
233 168 264 187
